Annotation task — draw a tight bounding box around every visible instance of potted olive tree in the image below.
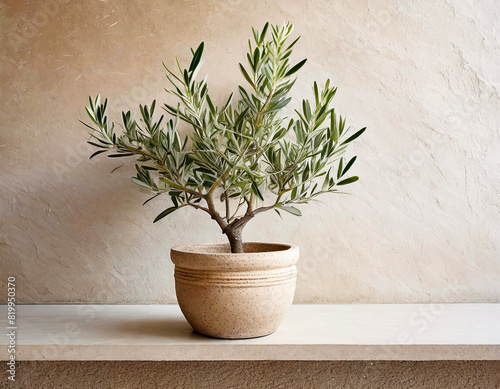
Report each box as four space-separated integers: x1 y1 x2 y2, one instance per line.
82 22 365 339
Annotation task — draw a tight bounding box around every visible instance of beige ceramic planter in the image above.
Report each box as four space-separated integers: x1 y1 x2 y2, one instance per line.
171 242 299 339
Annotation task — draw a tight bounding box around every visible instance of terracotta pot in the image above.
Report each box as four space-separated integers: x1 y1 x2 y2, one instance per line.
170 242 299 339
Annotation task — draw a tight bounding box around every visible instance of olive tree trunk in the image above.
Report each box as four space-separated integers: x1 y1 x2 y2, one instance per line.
224 228 244 254
223 215 253 253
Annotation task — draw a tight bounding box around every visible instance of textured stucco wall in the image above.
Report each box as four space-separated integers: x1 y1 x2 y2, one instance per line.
9 361 500 388
0 0 499 303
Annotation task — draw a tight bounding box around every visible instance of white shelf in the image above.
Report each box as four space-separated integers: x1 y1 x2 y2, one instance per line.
1 304 499 361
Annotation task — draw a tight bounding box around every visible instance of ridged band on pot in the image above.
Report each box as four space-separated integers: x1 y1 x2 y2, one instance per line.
171 242 299 339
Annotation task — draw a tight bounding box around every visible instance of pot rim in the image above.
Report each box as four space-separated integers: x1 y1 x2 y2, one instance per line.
170 242 299 270
171 241 297 256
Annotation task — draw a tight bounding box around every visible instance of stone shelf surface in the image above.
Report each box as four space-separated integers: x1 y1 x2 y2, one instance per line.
1 304 499 361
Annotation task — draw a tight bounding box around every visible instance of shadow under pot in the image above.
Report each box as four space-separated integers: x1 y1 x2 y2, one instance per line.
170 242 299 339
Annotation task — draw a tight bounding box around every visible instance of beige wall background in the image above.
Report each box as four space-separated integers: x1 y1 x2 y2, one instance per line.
0 0 498 303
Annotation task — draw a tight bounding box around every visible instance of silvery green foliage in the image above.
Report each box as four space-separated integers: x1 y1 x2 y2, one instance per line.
82 22 365 249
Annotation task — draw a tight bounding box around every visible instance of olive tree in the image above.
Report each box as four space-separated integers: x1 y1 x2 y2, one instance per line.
82 22 366 253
